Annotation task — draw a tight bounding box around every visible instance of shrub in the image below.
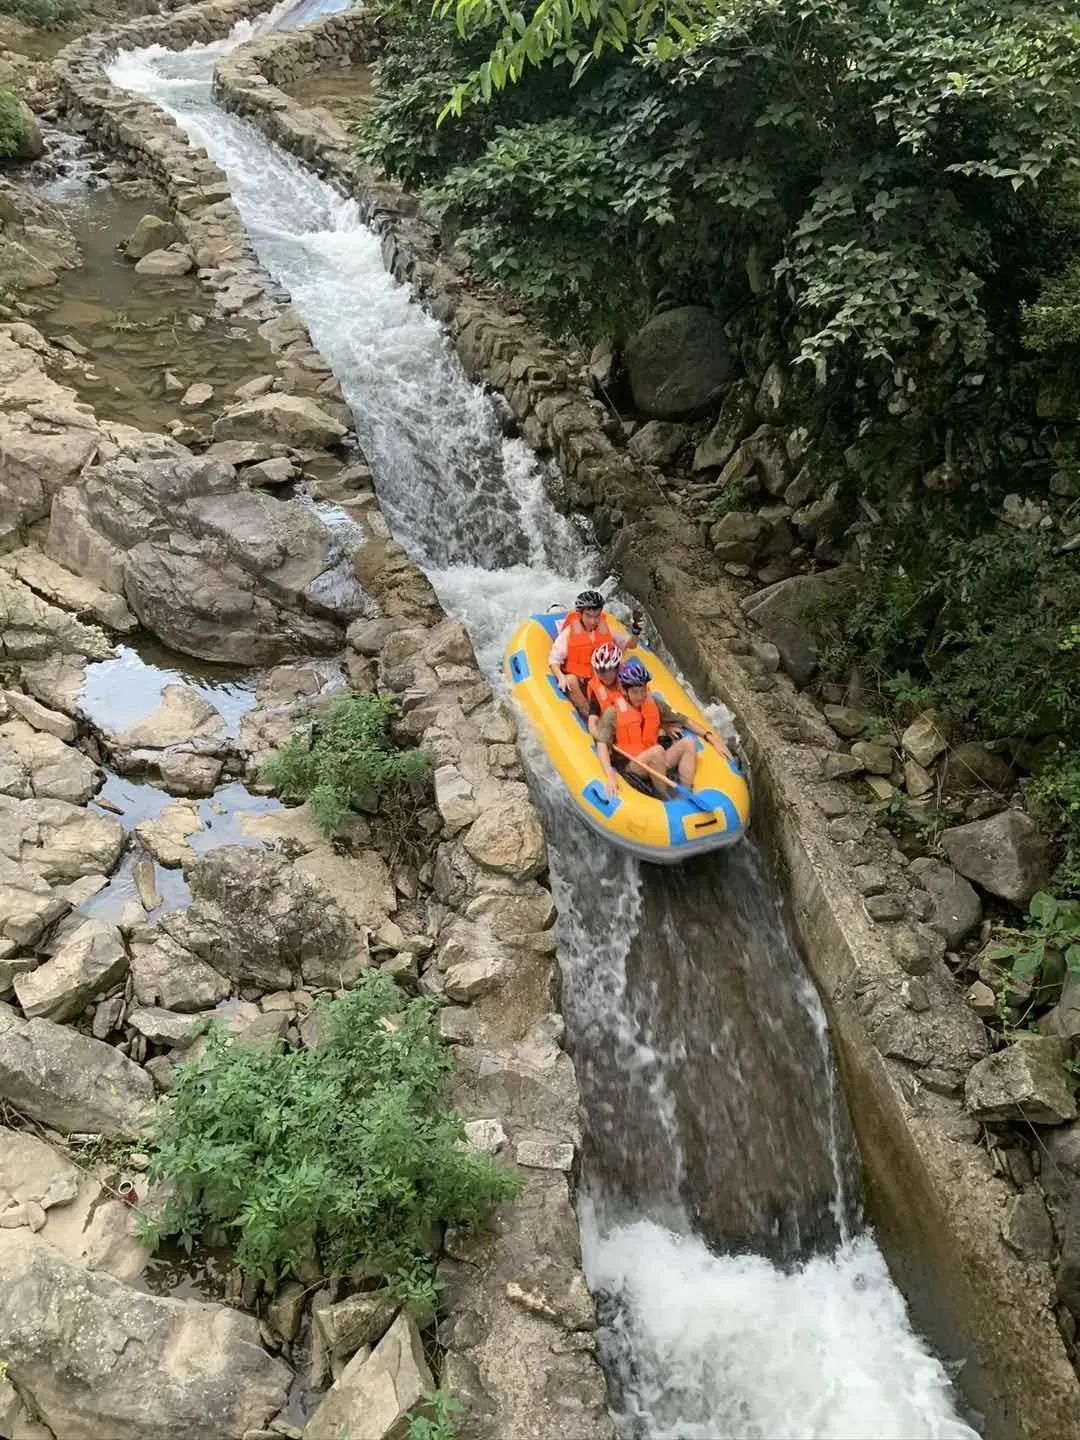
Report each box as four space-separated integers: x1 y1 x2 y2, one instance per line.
140 975 521 1310
0 0 81 27
257 693 432 836
0 87 28 160
1031 749 1080 899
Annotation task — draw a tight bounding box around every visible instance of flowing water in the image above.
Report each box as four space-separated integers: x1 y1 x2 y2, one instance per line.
109 8 981 1434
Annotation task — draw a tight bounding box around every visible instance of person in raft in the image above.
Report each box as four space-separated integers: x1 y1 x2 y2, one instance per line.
585 642 623 737
595 658 729 800
549 589 638 718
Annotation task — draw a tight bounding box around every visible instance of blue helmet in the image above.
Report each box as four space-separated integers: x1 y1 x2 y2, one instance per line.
618 658 650 688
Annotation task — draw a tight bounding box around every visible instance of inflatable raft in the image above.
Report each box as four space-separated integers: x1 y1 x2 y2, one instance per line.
505 610 750 863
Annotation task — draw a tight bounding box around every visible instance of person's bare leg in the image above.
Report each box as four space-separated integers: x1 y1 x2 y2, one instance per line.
673 737 698 787
565 676 589 717
630 744 676 798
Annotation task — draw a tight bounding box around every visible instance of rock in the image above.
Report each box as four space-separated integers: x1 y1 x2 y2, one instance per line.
822 705 870 739
916 863 982 947
708 511 767 564
1056 1191 1080 1317
902 756 934 801
515 1139 575 1171
900 711 948 769
303 1312 432 1440
0 855 68 948
692 379 756 472
132 858 161 912
244 458 296 488
2 690 76 744
129 931 231 1012
866 893 906 923
0 573 110 660
313 1291 399 1356
0 1011 153 1135
0 1125 78 1211
850 741 894 776
180 382 214 409
742 569 854 688
627 421 687 467
134 800 203 868
165 847 367 992
0 719 97 805
434 765 478 836
214 394 347 450
463 788 546 880
625 308 733 419
891 923 945 977
117 685 225 750
295 848 395 936
0 1230 289 1439
965 981 998 1019
463 1119 507 1154
134 248 193 277
13 920 127 1023
941 811 1051 904
267 1279 307 1344
125 214 178 260
965 1036 1077 1124
942 742 1015 797
1040 972 1080 1042
1000 1191 1055 1263
157 751 223 797
822 753 864 781
2 796 124 883
126 1005 203 1049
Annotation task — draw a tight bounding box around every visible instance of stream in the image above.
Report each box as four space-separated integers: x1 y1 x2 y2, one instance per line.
104 3 981 1434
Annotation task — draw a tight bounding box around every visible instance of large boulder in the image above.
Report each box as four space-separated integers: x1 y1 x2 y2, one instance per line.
914 862 982 947
692 378 757 472
0 1230 290 1440
213 393 347 449
46 453 363 665
116 684 225 750
124 214 178 261
742 569 855 687
625 307 734 419
129 930 231 1013
304 1311 432 1440
134 248 193 277
941 810 1051 904
0 718 97 804
0 854 68 949
0 1009 153 1135
965 1036 1077 1124
13 919 127 1022
1 795 124 883
463 786 547 880
0 1124 78 1212
0 572 111 663
161 846 367 993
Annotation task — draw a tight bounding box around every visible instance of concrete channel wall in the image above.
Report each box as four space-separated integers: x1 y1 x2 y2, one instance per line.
51 5 614 1436
206 9 1080 1439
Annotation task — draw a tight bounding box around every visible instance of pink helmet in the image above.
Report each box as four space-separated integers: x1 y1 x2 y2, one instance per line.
592 642 621 675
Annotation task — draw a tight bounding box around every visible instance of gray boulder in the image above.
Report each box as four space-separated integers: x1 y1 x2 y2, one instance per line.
134 248 193 277
213 393 347 449
161 846 366 993
742 569 855 687
941 810 1051 904
129 931 231 1013
0 1010 153 1136
0 718 97 805
625 307 733 419
0 854 68 949
692 379 757 472
304 1312 432 1440
0 1230 289 1440
124 214 178 261
965 1036 1077 1124
627 421 687 467
915 863 983 947
1 795 124 884
13 919 127 1022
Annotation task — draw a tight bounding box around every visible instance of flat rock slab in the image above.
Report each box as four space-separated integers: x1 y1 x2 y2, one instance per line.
4 548 135 633
117 684 225 750
0 854 68 948
2 795 125 884
135 800 204 868
304 1311 431 1440
0 1009 153 1136
942 810 1051 904
0 718 97 805
213 392 346 450
0 1230 290 1440
0 1124 78 1212
14 919 127 1023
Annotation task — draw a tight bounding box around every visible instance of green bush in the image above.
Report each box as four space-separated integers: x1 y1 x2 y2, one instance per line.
258 693 432 837
0 87 28 160
0 0 81 27
1031 750 1080 898
141 975 521 1310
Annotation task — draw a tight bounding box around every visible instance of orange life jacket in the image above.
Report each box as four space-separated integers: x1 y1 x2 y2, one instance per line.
613 694 661 757
587 676 620 713
561 611 613 679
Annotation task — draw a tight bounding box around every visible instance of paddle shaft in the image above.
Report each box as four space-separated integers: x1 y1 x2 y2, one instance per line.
610 744 714 813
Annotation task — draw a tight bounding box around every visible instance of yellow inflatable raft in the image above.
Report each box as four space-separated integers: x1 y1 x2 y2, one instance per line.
505 610 750 863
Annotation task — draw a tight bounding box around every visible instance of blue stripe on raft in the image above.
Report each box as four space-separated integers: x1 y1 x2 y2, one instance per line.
665 788 743 847
532 612 565 639
726 756 746 778
583 780 621 818
547 673 567 700
508 649 530 684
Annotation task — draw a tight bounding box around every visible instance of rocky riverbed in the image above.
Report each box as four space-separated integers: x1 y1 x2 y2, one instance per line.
0 98 607 1436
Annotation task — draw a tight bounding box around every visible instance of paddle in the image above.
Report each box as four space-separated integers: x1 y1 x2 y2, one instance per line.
610 744 716 813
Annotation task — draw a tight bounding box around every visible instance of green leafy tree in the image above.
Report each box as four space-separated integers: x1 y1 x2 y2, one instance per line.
141 975 521 1311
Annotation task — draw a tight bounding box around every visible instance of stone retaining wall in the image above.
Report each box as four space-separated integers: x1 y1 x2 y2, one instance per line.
36 4 613 1435
208 10 1080 1438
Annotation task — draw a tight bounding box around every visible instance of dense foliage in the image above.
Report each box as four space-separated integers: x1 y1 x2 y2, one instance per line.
0 0 81 26
356 0 1080 894
141 975 520 1310
258 693 432 836
0 87 29 159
